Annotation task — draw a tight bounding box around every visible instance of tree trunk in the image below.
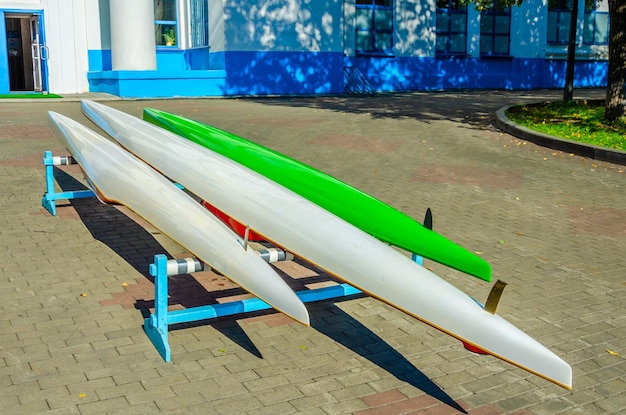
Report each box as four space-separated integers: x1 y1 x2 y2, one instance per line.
563 0 579 102
605 1 626 122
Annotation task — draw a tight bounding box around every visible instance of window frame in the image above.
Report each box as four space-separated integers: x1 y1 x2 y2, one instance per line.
154 0 179 48
479 1 511 57
547 0 572 45
436 0 469 57
189 0 209 49
583 1 609 45
355 0 394 57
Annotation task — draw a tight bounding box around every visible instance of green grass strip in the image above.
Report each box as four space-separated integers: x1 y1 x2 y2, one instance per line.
0 93 63 99
506 100 626 151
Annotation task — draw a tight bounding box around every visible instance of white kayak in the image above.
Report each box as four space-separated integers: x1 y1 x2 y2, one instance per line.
82 100 572 389
47 111 310 326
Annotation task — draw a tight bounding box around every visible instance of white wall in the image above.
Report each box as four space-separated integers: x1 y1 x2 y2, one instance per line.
394 0 435 57
85 0 110 51
0 0 90 93
223 0 344 52
510 0 545 58
208 0 225 52
43 0 89 93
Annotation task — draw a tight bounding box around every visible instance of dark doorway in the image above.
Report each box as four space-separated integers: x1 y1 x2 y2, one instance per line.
5 14 43 91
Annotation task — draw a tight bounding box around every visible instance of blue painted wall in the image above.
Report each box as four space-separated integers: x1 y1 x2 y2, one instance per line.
88 49 112 71
345 56 608 92
88 68 227 98
223 51 344 95
86 48 608 97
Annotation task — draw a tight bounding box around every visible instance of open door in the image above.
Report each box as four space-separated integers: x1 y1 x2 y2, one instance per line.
4 13 46 92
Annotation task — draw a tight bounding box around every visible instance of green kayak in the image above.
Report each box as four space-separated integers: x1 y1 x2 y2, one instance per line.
143 108 491 282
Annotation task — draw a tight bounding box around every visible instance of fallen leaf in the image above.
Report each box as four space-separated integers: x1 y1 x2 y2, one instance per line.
606 349 619 356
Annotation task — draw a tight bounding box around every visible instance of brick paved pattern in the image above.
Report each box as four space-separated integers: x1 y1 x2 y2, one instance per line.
1 90 624 414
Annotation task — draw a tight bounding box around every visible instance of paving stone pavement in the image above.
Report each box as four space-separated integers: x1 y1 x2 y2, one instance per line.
0 89 624 415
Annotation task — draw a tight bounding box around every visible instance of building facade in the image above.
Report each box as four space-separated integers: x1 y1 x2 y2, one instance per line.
0 0 610 97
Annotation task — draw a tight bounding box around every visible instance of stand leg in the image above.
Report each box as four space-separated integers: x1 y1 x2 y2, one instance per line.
41 151 96 216
42 151 57 216
144 254 171 362
143 254 363 362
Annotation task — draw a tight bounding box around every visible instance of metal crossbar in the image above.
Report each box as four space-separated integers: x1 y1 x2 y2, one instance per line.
144 254 362 362
42 151 96 216
41 151 426 363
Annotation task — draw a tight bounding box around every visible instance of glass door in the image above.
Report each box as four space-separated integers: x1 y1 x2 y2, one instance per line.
29 15 43 92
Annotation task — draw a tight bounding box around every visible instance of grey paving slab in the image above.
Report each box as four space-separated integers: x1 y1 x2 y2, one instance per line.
0 89 625 414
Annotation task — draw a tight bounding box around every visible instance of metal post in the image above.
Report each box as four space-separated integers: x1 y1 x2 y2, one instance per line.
42 151 57 215
41 151 96 216
143 254 363 362
145 254 171 362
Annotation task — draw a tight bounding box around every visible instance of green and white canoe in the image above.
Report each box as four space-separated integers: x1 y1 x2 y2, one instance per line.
143 108 492 282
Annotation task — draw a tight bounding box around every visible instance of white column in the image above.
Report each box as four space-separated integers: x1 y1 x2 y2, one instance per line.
109 0 156 70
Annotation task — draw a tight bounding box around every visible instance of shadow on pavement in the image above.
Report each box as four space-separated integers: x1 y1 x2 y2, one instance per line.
247 91 550 127
247 89 606 130
53 167 465 411
53 166 266 358
310 302 466 413
53 166 162 278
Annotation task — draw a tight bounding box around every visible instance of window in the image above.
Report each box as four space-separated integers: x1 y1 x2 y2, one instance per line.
155 0 178 47
583 0 609 44
189 0 209 48
480 0 511 56
547 0 572 44
436 0 468 56
355 0 394 55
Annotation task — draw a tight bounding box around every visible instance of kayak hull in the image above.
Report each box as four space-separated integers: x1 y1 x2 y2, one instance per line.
142 108 491 281
47 111 310 327
82 100 571 389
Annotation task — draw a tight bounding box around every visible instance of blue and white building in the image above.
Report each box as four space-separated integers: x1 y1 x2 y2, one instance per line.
0 0 609 97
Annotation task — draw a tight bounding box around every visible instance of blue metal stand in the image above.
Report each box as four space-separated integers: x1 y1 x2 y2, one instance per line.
41 150 426 361
42 150 95 215
144 254 362 362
